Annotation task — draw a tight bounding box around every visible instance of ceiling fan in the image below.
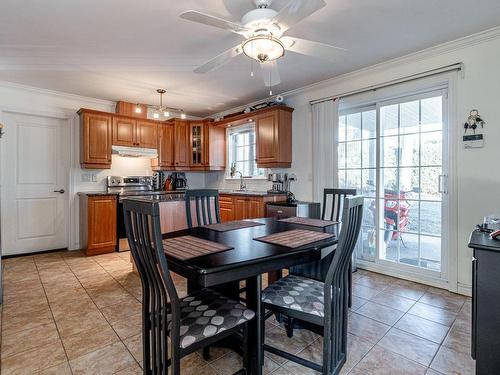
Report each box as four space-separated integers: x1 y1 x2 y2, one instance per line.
180 0 346 88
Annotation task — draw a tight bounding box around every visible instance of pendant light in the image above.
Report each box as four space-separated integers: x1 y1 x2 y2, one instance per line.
156 89 170 118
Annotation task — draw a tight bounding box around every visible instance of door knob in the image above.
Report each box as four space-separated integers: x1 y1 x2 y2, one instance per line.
53 189 65 194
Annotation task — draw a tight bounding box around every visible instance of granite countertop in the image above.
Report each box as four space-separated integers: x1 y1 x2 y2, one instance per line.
219 189 287 197
77 191 119 196
121 194 185 203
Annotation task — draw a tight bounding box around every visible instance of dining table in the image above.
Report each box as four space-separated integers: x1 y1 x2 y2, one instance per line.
162 217 339 375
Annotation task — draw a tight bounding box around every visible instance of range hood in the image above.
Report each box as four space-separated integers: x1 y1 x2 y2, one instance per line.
111 145 158 158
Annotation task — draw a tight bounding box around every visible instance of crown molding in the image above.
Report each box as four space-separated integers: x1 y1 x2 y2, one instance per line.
0 80 115 107
210 25 500 118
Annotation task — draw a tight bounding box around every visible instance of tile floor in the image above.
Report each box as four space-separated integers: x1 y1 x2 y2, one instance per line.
0 250 474 374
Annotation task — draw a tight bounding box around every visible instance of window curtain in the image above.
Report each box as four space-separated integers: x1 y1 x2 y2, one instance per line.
312 99 339 203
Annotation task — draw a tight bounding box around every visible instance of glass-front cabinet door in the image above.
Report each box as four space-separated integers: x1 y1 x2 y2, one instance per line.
190 121 204 167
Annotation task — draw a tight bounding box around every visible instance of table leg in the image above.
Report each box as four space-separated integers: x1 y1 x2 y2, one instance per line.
246 274 263 375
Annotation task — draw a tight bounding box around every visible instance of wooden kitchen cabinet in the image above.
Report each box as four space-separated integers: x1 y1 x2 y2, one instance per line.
113 117 157 148
112 116 136 147
219 194 287 222
205 121 226 171
79 194 117 256
189 120 205 169
174 119 190 168
79 109 112 169
152 122 175 169
255 108 293 168
136 120 158 149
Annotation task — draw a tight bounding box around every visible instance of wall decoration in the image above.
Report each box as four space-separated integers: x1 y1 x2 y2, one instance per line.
463 109 486 149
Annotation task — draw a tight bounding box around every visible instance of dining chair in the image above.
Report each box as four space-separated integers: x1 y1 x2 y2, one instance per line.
262 196 364 375
287 188 357 332
184 189 221 228
123 198 254 375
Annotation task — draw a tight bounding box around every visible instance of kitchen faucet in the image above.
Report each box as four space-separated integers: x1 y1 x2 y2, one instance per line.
230 163 246 191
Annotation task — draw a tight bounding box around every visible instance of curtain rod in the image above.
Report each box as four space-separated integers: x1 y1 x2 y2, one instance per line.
309 63 463 105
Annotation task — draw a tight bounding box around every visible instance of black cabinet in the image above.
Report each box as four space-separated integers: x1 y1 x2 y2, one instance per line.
468 230 500 374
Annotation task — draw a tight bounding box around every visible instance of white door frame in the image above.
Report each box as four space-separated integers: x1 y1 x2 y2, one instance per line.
0 105 74 255
352 73 460 292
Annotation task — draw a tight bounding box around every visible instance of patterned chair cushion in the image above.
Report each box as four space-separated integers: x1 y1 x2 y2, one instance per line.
262 275 325 317
169 289 255 349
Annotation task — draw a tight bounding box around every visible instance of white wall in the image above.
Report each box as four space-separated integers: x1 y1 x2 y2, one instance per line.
210 27 500 294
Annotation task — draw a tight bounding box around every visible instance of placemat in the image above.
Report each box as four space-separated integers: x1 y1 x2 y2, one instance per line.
278 216 338 228
203 220 264 232
163 236 233 260
254 229 334 248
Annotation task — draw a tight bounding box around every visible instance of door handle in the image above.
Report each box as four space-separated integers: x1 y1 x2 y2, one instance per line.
438 175 447 194
53 189 65 194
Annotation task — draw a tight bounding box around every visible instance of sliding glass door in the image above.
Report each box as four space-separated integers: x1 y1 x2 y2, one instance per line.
338 89 448 278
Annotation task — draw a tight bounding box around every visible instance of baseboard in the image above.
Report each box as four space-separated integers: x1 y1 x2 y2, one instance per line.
457 283 472 297
2 247 68 259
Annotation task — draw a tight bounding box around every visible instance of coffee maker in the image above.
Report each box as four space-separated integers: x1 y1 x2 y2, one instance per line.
171 172 187 191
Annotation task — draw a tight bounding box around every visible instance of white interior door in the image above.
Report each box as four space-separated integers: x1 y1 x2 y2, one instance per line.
1 112 69 255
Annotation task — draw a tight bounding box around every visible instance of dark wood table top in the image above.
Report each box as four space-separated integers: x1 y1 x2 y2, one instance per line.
162 217 339 287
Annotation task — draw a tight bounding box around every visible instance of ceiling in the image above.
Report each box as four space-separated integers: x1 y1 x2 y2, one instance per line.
1 0 500 117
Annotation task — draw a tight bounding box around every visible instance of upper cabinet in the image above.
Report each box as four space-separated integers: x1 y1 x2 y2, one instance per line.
112 116 136 147
189 120 204 169
152 122 175 169
255 108 292 168
173 119 190 168
213 105 293 168
112 117 157 148
79 109 112 169
205 121 226 171
136 120 158 149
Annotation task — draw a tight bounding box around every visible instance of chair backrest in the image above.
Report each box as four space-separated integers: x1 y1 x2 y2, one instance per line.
323 195 363 374
322 188 357 222
123 198 180 374
184 189 221 228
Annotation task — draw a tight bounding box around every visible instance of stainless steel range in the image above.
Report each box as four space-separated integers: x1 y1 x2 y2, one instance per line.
108 176 184 251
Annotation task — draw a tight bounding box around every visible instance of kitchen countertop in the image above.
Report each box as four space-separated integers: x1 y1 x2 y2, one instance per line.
77 191 119 196
219 189 288 197
121 194 186 203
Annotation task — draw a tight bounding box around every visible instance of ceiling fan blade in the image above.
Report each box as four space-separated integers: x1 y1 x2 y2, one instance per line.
260 61 281 87
282 36 347 62
272 0 326 33
180 10 248 35
194 45 243 74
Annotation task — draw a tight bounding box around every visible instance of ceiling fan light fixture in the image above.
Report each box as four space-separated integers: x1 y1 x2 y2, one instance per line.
134 104 142 114
242 35 284 62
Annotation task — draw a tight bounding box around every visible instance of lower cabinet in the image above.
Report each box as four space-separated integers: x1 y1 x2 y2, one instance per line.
79 194 117 256
219 194 286 222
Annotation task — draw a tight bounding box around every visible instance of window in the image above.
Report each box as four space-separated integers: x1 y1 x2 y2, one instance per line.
227 123 265 178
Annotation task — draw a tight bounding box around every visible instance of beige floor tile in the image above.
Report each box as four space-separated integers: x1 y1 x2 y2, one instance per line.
370 291 417 312
348 312 391 344
408 302 458 326
113 363 143 374
442 325 471 355
62 324 120 360
87 285 133 308
425 369 443 375
55 309 109 339
178 352 211 374
395 314 449 344
50 297 99 320
1 340 66 375
211 351 243 375
111 313 143 340
1 321 60 358
419 290 466 313
349 346 427 375
355 301 405 325
264 325 312 364
100 298 142 324
451 314 471 334
273 360 320 374
350 295 369 311
2 306 54 335
378 328 440 366
386 281 428 301
69 342 137 375
351 284 381 299
123 333 143 362
430 345 475 375
36 361 72 375
2 296 50 317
